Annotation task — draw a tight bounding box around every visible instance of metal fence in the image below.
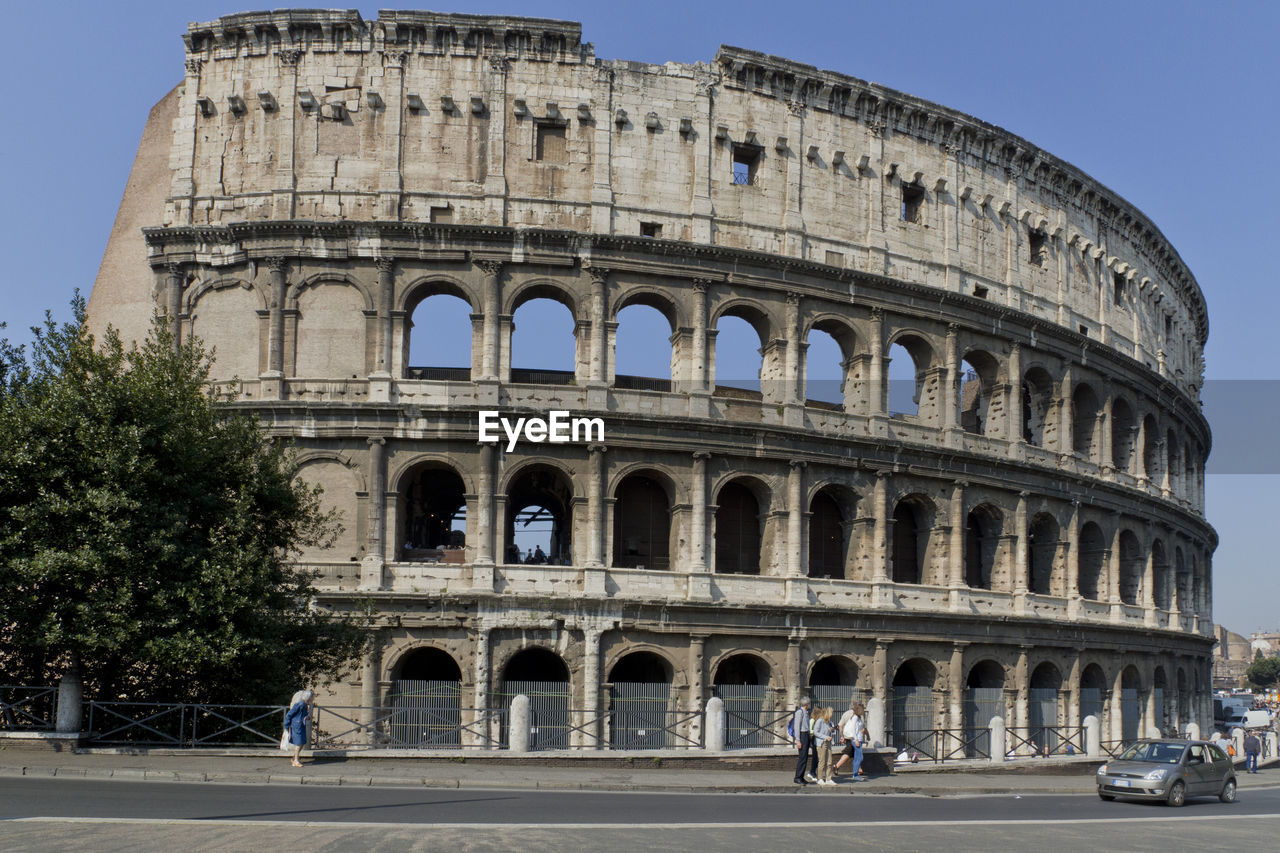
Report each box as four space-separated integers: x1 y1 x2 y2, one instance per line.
718 685 788 749
495 680 571 751
610 682 672 749
1121 688 1140 742
1 686 56 731
808 687 868 716
891 686 934 754
386 680 462 748
964 688 1003 757
312 704 508 750
85 702 285 747
1007 725 1085 757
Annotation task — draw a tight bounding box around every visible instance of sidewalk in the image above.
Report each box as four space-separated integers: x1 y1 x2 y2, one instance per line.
1 746 1276 795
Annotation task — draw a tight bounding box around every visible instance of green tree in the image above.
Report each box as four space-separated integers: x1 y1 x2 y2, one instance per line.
0 297 368 704
1247 655 1280 692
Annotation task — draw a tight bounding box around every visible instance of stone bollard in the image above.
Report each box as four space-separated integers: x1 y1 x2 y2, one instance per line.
509 694 530 754
56 669 83 734
704 696 726 753
1232 727 1244 758
1084 715 1101 757
1186 722 1200 741
866 697 886 749
989 716 1006 761
1146 725 1162 740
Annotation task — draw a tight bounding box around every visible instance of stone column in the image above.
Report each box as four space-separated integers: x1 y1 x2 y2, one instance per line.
587 267 609 386
784 292 802 408
1013 491 1029 597
361 635 382 745
360 437 387 590
484 56 509 223
583 628 603 747
1110 666 1125 745
943 323 959 432
1067 500 1081 602
1015 646 1029 732
586 444 606 569
948 643 965 731
688 635 706 746
266 256 288 375
165 262 185 347
374 257 395 377
872 471 890 583
786 639 802 709
1007 344 1023 444
473 627 492 746
1059 368 1074 456
1142 524 1156 626
949 481 966 587
691 280 710 393
1101 397 1114 470
872 640 890 704
690 452 710 571
1108 516 1123 609
787 460 806 577
1067 653 1082 730
476 260 504 382
868 308 885 415
474 443 496 568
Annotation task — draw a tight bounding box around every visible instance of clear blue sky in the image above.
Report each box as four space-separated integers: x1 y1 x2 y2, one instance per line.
2 1 1276 633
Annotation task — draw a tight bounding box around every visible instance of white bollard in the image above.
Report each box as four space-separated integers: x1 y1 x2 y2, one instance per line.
1084 715 1101 757
1146 725 1162 740
1186 722 1200 741
509 694 530 754
990 716 1006 761
1232 727 1244 758
866 697 886 749
704 696 726 753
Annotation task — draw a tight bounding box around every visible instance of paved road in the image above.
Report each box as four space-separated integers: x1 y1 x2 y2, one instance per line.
3 777 1280 851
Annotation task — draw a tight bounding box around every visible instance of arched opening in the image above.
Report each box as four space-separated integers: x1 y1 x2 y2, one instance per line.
511 295 577 384
388 647 463 748
807 488 846 579
714 654 772 749
964 504 1002 590
612 474 671 570
1110 398 1135 472
808 656 863 711
1029 663 1063 754
1153 667 1170 736
505 465 573 565
1118 529 1142 605
1141 415 1160 482
965 660 1005 756
891 495 933 585
500 648 570 751
1120 666 1142 743
608 651 674 749
1077 522 1106 600
407 292 472 379
803 325 844 407
1152 539 1170 610
960 350 1000 435
1072 384 1100 460
399 463 467 562
1028 512 1060 595
891 659 937 758
1079 663 1107 729
1022 367 1055 446
887 335 934 418
714 480 762 575
712 311 766 396
614 301 674 391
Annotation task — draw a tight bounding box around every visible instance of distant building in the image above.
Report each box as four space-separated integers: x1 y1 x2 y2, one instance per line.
1213 625 1253 689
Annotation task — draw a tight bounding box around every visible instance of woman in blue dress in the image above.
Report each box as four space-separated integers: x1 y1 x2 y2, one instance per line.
284 689 314 767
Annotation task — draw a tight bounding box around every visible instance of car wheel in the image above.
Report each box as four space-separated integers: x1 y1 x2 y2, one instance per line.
1220 779 1237 804
1166 780 1186 807
1098 793 1115 801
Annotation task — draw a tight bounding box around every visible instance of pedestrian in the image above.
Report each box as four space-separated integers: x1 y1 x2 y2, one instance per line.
813 706 835 785
284 689 315 768
791 697 814 784
1243 730 1261 774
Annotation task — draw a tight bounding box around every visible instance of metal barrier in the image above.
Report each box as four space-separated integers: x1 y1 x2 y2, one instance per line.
613 708 703 750
1 686 56 731
935 728 992 761
1006 725 1085 757
312 704 508 750
1099 739 1132 758
85 702 284 747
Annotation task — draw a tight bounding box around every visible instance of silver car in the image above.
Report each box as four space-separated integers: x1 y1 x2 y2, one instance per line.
1096 739 1237 806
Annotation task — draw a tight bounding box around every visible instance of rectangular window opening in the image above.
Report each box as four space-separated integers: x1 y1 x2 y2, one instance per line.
972 285 989 299
640 221 662 238
1113 271 1126 306
825 250 844 267
1079 324 1090 337
430 205 453 224
1029 230 1047 266
732 144 760 186
900 183 925 223
535 122 567 163
1164 315 1173 338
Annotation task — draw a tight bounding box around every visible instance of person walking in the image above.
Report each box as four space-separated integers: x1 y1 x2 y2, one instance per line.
791 697 814 784
813 706 836 785
284 689 315 768
838 701 867 782
1243 730 1261 774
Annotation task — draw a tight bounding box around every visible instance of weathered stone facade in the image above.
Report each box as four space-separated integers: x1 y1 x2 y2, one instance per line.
89 10 1216 747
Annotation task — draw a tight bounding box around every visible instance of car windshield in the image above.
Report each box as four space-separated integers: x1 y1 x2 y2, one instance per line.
1117 742 1185 764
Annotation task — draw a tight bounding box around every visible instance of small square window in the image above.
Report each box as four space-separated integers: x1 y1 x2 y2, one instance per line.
430 205 453 224
901 183 925 223
732 144 760 186
640 222 662 238
536 123 567 163
1079 324 1090 337
973 285 989 299
1029 230 1047 266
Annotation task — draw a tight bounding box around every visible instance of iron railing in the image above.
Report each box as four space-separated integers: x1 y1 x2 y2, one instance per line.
1006 725 1086 757
0 686 56 731
85 702 285 747
312 704 508 750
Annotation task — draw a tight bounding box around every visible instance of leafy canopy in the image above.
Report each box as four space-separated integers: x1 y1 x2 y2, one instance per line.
1247 655 1280 691
0 297 367 703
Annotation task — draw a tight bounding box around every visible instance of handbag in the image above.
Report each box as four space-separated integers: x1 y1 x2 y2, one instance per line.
280 729 291 751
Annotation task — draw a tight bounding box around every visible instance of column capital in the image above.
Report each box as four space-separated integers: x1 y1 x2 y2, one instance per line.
691 278 712 293
585 265 611 284
870 306 884 321
1018 490 1031 499
375 257 396 274
785 291 801 307
692 450 712 461
474 258 505 277
265 256 288 272
947 321 960 335
588 443 608 454
366 436 387 448
488 55 509 73
277 48 304 67
166 261 186 279
789 459 807 470
185 58 204 76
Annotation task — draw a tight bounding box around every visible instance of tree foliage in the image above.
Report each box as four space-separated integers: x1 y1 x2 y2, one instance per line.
0 297 368 703
1247 655 1280 691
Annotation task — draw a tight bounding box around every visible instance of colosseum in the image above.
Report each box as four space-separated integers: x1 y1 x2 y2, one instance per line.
89 9 1216 755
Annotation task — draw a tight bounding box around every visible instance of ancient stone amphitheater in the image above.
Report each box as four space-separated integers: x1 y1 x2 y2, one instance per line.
90 9 1216 754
